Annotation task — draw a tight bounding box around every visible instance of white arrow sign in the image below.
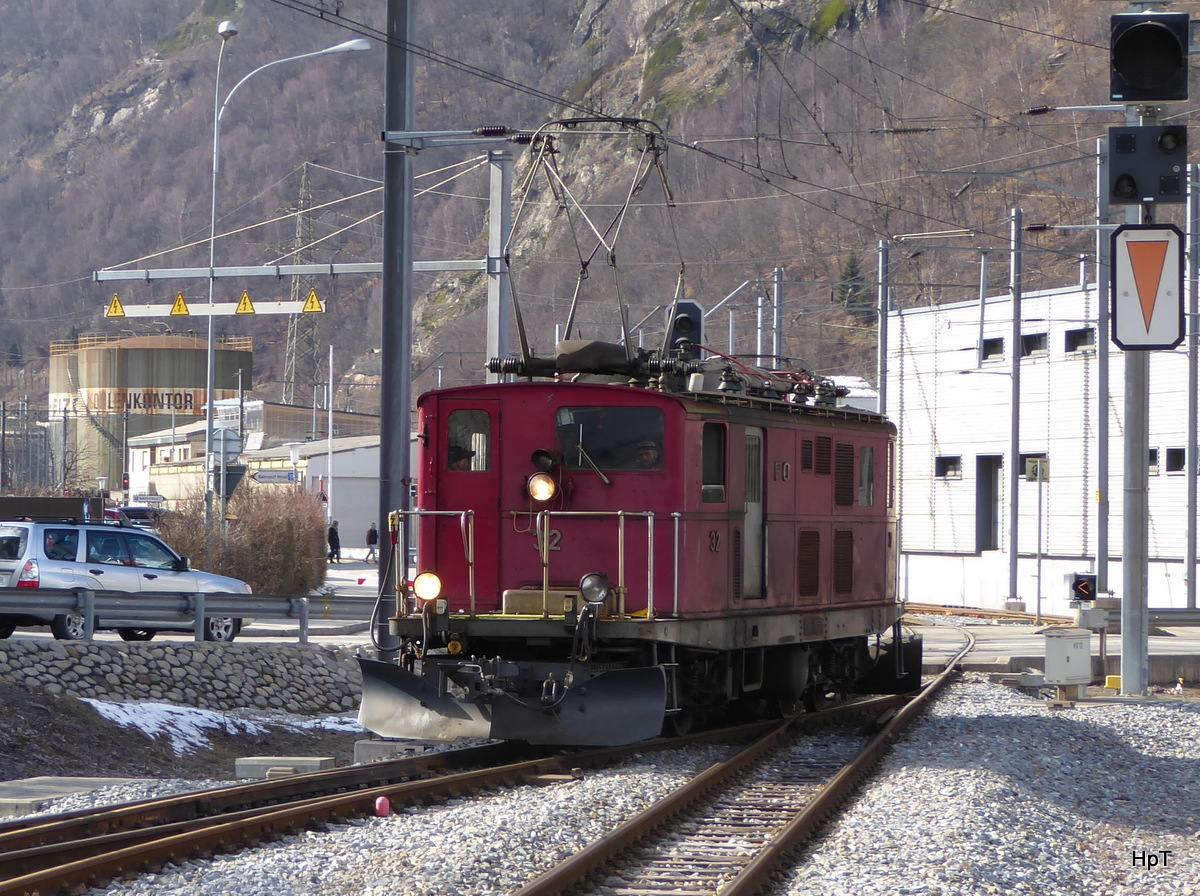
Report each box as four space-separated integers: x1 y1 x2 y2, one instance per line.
251 470 296 484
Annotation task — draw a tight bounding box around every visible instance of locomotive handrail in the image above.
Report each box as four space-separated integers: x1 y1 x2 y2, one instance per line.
534 510 663 619
387 509 476 617
386 507 681 619
672 512 681 616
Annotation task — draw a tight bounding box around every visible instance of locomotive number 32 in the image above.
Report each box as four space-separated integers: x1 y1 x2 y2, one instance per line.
709 530 721 552
537 528 563 552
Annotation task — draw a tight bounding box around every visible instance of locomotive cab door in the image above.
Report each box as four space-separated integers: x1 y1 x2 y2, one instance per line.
741 427 765 600
428 401 501 612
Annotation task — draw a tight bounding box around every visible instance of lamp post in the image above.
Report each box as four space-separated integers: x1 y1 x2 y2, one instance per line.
203 22 370 532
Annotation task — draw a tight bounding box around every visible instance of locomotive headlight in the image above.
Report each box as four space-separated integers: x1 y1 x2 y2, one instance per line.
579 572 611 605
528 472 557 502
530 449 557 472
412 572 442 601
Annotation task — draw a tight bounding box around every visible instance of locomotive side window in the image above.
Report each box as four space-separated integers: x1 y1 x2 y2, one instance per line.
447 410 491 472
888 441 896 508
702 423 726 503
555 406 664 470
859 446 875 506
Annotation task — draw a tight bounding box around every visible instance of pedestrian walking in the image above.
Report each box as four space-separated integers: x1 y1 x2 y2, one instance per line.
365 522 378 563
327 520 341 563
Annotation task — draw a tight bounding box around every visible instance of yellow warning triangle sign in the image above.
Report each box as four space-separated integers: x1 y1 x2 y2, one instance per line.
236 290 255 314
170 293 190 316
105 295 125 318
302 289 324 313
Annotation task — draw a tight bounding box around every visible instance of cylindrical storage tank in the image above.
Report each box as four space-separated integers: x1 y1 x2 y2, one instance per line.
49 334 254 486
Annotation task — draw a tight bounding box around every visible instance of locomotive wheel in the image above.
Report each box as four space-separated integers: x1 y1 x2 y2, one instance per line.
665 710 695 737
802 685 828 713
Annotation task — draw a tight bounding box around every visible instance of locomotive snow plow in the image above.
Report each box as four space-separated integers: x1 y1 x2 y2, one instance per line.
357 657 668 746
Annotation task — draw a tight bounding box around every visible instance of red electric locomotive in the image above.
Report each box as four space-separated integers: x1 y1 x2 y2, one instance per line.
358 306 919 746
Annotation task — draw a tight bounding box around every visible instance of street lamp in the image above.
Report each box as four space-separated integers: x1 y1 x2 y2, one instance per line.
204 24 370 531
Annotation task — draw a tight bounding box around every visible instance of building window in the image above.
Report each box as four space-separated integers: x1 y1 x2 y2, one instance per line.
981 337 1004 361
1020 333 1048 357
935 455 962 479
1065 327 1096 353
1148 448 1159 476
1167 447 1186 474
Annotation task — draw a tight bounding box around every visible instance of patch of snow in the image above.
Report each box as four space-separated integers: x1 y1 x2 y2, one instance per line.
82 700 267 755
80 700 363 755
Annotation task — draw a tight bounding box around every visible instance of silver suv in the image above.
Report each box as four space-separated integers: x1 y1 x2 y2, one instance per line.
0 519 250 642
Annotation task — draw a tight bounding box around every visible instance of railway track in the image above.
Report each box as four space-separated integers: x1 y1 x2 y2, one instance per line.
0 631 971 896
0 717 811 896
513 629 975 896
904 602 1073 625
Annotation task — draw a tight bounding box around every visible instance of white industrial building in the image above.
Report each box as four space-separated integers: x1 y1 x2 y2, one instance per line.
886 280 1196 617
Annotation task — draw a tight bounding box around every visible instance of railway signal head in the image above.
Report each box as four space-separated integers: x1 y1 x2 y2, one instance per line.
1108 126 1188 205
1070 574 1097 602
1110 12 1190 103
664 301 703 361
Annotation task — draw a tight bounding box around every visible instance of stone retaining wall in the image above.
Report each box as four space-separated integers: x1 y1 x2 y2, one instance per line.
0 641 362 714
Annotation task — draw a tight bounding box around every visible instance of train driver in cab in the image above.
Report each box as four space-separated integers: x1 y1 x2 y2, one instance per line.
634 439 661 470
448 445 475 471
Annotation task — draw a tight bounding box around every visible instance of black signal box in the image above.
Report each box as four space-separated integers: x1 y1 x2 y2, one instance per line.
1108 126 1188 205
1070 574 1098 602
1111 13 1190 103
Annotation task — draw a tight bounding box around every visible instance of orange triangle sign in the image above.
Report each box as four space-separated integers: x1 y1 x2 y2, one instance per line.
105 294 125 318
1126 240 1169 330
236 290 255 314
170 293 190 316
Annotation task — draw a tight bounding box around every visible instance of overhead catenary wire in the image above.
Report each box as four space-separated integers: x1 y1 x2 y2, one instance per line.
261 0 1106 255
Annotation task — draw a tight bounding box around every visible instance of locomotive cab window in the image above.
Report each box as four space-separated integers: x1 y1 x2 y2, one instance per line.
555 407 664 470
447 409 491 472
702 422 726 503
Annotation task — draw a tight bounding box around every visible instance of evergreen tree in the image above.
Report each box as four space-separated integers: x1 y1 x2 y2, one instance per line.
835 252 873 322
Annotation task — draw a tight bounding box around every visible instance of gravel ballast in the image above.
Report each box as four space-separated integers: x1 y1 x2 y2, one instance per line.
50 674 1200 896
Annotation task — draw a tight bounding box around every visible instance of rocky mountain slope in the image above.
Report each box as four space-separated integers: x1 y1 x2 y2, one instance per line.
0 1 1154 406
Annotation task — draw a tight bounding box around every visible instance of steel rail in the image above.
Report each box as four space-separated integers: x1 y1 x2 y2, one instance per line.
0 741 521 852
0 714 828 895
513 630 974 896
717 630 975 896
904 602 1074 624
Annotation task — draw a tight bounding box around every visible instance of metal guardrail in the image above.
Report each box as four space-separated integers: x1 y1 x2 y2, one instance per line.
0 590 379 643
